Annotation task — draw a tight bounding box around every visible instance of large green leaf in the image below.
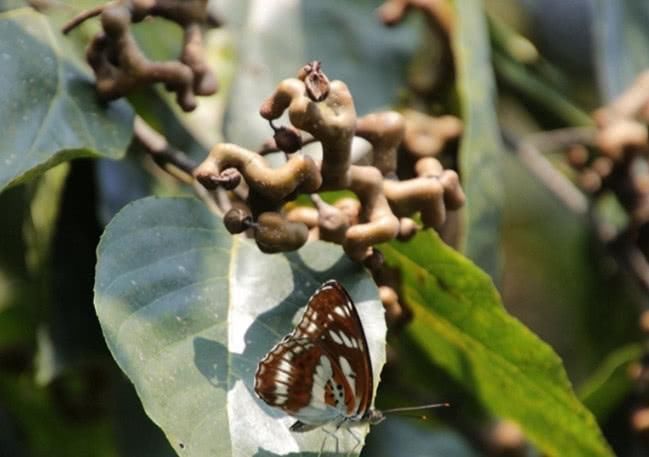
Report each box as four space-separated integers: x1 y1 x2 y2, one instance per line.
382 230 613 457
452 0 504 280
592 0 649 101
94 197 386 457
0 8 133 192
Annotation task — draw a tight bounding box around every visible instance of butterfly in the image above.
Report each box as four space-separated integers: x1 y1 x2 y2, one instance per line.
254 280 383 451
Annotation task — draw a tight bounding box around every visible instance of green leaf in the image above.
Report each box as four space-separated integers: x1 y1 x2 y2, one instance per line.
578 343 644 421
592 0 649 101
0 8 133 192
452 0 504 280
94 197 386 457
381 230 613 457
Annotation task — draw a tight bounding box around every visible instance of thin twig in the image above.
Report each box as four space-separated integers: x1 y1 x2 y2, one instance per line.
133 116 198 177
133 116 225 215
61 3 108 34
510 127 596 215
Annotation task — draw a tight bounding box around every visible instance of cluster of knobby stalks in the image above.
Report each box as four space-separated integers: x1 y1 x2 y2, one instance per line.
562 71 649 288
193 61 464 330
62 0 218 112
557 73 649 450
194 62 465 267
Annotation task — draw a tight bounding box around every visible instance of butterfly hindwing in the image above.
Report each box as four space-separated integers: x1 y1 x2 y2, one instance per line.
254 280 374 428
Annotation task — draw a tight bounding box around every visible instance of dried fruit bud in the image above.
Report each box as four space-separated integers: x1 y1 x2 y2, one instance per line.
224 206 253 234
273 126 302 153
195 166 241 190
254 212 309 253
298 60 330 102
216 167 242 190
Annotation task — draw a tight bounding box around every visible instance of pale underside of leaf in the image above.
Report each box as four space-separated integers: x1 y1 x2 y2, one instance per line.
94 197 386 457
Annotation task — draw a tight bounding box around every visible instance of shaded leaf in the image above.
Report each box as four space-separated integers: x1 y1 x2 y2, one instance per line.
382 230 613 457
363 419 479 457
0 8 133 192
94 197 386 457
452 0 504 280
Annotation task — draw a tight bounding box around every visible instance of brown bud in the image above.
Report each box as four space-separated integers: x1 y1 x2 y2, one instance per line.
298 61 330 102
273 126 302 153
195 167 241 190
224 206 253 234
254 212 309 253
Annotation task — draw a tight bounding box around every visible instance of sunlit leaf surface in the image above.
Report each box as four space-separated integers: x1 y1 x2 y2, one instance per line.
95 197 386 457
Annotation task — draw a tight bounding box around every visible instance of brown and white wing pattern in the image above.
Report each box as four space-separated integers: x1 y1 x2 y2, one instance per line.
254 280 374 428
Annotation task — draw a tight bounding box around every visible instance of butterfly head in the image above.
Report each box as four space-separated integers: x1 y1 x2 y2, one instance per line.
363 409 385 425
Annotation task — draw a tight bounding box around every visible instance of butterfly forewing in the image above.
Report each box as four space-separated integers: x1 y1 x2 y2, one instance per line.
254 280 374 427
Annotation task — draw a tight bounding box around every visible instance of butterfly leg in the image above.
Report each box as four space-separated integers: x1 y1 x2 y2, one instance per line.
318 427 339 457
345 428 362 457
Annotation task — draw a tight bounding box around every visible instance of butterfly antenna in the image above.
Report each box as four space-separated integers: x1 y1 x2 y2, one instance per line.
382 402 450 415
